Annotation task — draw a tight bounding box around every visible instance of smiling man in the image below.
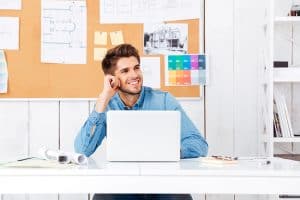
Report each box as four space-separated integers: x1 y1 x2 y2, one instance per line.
74 44 208 200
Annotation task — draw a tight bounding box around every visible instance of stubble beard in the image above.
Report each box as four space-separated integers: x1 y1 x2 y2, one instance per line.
118 86 142 95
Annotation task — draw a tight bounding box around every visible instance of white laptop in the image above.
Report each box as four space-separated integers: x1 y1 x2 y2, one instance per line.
106 110 181 162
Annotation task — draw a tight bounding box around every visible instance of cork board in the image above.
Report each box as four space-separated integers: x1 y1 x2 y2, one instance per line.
0 0 200 98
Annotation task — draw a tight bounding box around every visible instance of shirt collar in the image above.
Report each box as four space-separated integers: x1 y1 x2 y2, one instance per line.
116 86 145 109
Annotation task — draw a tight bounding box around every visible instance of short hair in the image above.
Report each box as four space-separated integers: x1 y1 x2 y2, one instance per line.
101 44 140 75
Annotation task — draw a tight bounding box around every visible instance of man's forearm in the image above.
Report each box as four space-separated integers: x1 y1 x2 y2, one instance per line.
95 95 110 113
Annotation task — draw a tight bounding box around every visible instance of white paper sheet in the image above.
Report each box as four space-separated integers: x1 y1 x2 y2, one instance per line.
0 158 78 168
0 0 21 10
0 50 8 93
100 0 201 24
0 17 19 50
41 0 87 64
140 57 161 89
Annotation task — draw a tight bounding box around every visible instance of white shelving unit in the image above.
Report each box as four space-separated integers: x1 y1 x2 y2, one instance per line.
273 68 300 82
275 16 300 22
263 0 300 157
273 137 300 143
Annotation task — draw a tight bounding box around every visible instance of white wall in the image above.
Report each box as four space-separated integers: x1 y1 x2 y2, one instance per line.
205 0 266 159
205 0 267 199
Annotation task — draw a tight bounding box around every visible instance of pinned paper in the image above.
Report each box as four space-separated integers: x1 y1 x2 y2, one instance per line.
110 31 124 45
0 0 21 10
0 17 19 50
41 0 87 64
94 47 107 61
0 50 8 93
94 31 107 45
140 57 161 89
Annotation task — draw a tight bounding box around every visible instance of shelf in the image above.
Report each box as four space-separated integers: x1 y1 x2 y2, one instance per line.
273 137 300 143
273 68 300 82
274 16 300 23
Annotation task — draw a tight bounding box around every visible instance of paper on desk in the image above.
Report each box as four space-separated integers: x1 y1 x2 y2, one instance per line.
0 17 19 50
140 57 160 89
94 31 107 45
0 0 21 10
0 158 78 169
41 0 87 64
0 50 8 93
94 47 107 61
110 31 124 45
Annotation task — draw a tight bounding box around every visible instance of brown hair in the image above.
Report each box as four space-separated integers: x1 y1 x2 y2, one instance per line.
101 44 140 75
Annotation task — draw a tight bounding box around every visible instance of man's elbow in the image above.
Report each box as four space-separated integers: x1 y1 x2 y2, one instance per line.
190 139 208 158
197 141 208 157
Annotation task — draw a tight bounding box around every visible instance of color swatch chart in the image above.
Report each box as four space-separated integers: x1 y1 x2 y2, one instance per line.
166 54 206 86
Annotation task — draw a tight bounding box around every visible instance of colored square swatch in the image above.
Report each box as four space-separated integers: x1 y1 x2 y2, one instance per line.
182 55 191 70
168 55 177 70
183 70 191 85
176 70 184 85
175 56 183 70
198 55 206 70
191 55 199 70
191 70 200 85
168 71 177 85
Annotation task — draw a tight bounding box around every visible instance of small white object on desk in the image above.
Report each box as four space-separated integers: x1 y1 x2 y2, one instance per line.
38 147 87 165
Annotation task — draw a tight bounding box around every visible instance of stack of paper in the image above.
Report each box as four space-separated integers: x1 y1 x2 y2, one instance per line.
0 50 8 93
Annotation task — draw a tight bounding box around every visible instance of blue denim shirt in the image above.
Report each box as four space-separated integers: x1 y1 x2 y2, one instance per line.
74 86 208 159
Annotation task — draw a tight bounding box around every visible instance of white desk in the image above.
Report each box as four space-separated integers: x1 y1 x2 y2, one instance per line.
0 157 300 194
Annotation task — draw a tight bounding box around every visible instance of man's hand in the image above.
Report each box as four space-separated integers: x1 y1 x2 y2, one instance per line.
95 75 120 113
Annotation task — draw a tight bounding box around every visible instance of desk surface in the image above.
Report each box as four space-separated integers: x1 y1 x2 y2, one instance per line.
0 157 300 194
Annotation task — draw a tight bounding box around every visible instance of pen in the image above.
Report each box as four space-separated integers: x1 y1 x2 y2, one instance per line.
17 157 34 162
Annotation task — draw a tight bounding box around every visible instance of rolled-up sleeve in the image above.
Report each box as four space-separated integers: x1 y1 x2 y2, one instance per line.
74 110 107 157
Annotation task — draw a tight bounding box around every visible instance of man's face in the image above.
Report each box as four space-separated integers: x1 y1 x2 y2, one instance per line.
114 56 143 95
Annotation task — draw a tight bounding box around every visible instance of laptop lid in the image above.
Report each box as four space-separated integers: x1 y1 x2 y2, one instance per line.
106 110 180 162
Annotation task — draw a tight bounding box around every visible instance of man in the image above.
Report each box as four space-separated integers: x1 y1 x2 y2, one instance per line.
75 44 208 200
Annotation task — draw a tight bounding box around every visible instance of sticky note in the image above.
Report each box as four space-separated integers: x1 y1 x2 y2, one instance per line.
110 31 124 45
94 31 107 45
94 47 107 61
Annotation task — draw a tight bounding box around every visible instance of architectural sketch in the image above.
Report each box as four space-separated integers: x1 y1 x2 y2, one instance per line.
144 23 188 55
41 0 87 64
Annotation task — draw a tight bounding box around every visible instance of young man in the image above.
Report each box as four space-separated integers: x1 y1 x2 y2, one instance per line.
74 44 208 200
